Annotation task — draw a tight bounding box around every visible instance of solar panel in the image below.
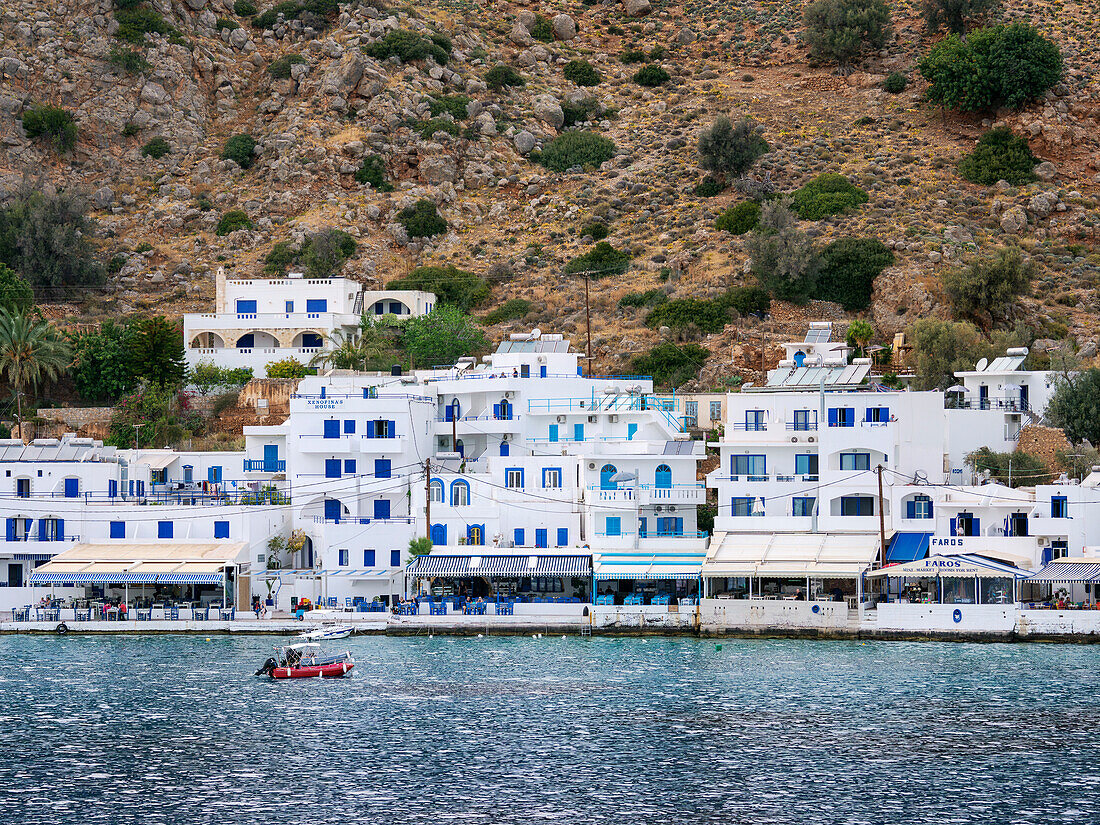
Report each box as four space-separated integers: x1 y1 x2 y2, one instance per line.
804 327 831 343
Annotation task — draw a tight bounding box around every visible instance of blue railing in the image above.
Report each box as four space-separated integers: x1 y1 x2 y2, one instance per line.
243 459 285 472
3 534 79 543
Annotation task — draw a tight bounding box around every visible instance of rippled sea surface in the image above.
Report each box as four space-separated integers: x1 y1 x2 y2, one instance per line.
3 635 1100 824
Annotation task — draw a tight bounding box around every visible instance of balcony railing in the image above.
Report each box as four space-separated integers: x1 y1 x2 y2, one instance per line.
4 534 80 543
731 422 768 431
243 459 285 472
312 516 416 526
785 422 819 431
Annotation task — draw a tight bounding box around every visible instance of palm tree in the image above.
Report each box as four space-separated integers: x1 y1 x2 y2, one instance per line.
0 308 72 435
310 320 388 372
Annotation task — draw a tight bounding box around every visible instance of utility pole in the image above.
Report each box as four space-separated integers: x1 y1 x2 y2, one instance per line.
1008 456 1012 488
877 464 887 568
584 270 593 377
452 410 457 453
760 323 765 376
424 458 431 542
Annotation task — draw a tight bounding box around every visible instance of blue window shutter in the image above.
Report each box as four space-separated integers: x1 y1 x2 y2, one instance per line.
1042 547 1053 565
557 528 568 546
373 499 390 519
828 408 838 427
236 299 257 314
514 528 525 547
325 459 341 478
374 459 390 479
973 518 980 536
366 420 375 439
574 423 584 441
906 500 915 519
535 529 547 548
344 419 355 434
627 423 638 440
38 519 47 541
324 419 340 439
55 518 64 541
208 466 222 483
5 518 14 541
864 408 872 422
950 517 957 537
500 442 509 456
390 549 400 567
306 299 328 313
110 521 125 539
882 407 890 421
364 549 376 566
158 521 173 539
214 521 229 539
493 403 501 419
108 479 117 498
345 460 356 474
549 424 558 442
324 499 341 521
388 420 396 438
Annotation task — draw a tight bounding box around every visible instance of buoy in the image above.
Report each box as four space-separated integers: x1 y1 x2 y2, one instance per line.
715 643 722 651
205 638 211 642
477 633 483 638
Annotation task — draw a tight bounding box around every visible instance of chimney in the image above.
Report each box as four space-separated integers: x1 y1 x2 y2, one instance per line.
216 266 226 312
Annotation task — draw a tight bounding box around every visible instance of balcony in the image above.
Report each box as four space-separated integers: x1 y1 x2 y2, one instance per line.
244 459 285 472
785 422 819 431
639 484 706 505
730 422 768 432
588 487 637 504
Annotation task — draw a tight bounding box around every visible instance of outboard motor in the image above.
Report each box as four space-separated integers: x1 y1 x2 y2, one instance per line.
255 657 278 676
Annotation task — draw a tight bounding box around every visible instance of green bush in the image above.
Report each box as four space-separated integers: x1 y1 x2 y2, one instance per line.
564 241 631 277
562 97 602 128
122 121 140 137
530 14 553 42
0 264 35 314
747 201 820 304
966 446 1049 487
482 298 532 324
619 289 667 308
715 201 762 234
429 94 470 119
563 59 601 86
264 241 296 275
115 7 172 44
413 117 459 139
802 0 892 66
957 127 1038 186
354 154 393 190
813 237 894 310
485 64 525 90
252 1 302 28
269 54 306 78
534 131 615 172
621 49 647 63
234 0 258 14
215 210 254 235
631 342 710 388
940 247 1033 322
723 285 771 316
21 105 77 152
0 189 105 288
221 133 257 169
694 177 724 197
580 221 608 240
216 16 239 30
924 0 999 35
397 200 447 238
790 173 868 220
140 137 170 159
633 64 670 87
299 228 356 277
107 47 150 74
1047 369 1100 446
920 23 1062 111
698 116 769 181
266 357 308 378
646 298 730 333
364 30 449 64
883 71 907 93
388 265 490 311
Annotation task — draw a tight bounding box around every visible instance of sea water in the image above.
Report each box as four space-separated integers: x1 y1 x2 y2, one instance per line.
1 634 1099 824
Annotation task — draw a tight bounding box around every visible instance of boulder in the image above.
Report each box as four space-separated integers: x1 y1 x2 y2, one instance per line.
91 186 114 209
534 94 564 129
552 14 576 40
1034 160 1057 181
509 21 533 46
419 155 458 184
140 82 170 105
1000 206 1028 235
624 0 651 16
1028 192 1057 218
1077 340 1097 360
676 27 696 44
513 130 536 154
943 225 973 245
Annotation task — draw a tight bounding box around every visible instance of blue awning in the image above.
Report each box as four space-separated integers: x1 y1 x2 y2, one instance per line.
886 532 931 564
14 552 55 561
29 571 224 585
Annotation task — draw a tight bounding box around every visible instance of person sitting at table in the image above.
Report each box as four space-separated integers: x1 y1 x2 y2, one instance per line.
794 589 805 601
831 587 844 602
118 602 127 618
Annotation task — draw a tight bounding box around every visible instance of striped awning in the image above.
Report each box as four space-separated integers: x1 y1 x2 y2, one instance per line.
408 554 591 577
29 570 224 585
1028 561 1100 583
594 551 704 581
321 569 393 578
14 552 54 561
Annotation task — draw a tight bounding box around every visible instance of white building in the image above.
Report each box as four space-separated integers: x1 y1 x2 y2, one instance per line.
950 347 1059 442
183 268 435 377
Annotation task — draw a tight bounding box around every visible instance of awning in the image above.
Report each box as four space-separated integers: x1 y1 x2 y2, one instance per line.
29 541 246 585
886 532 931 564
593 551 704 580
122 450 179 471
866 553 1030 579
704 533 880 578
321 569 393 578
408 553 592 577
1027 560 1100 583
13 552 55 561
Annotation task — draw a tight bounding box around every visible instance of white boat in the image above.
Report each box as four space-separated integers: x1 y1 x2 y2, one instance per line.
298 624 356 641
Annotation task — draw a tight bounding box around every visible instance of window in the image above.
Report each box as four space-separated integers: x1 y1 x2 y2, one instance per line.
214 521 230 539
364 549 376 566
953 512 978 537
1008 512 1029 538
110 521 125 539
285 301 294 313
709 401 723 421
839 452 871 471
151 469 166 485
373 499 390 520
374 459 390 479
827 407 854 428
182 466 193 483
429 480 444 502
520 364 530 378
389 302 403 314
343 419 356 434
467 525 484 546
39 517 64 541
1051 539 1069 560
548 424 559 443
906 495 933 519
745 410 766 431
344 459 357 475
600 464 618 490
840 496 874 517
108 479 118 498
324 498 342 521
494 400 512 421
305 299 328 313
1051 496 1069 519
574 423 584 442
731 497 756 517
657 517 684 537
795 454 819 479
605 516 621 537
339 549 349 566
792 497 815 517
654 464 672 489
543 468 562 489
685 401 698 424
391 549 401 566
235 299 257 314
732 455 766 480
505 468 524 489
535 529 548 548
793 409 814 431
5 517 30 541
301 332 323 349
430 524 447 545
450 480 470 506
208 466 222 484
323 419 340 439
64 478 79 498
367 419 395 438
158 521 174 539
557 528 568 547
514 528 525 547
16 478 29 498
325 459 342 479
865 407 890 423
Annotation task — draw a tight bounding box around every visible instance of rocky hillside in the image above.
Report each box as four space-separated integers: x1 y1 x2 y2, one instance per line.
2 0 1099 380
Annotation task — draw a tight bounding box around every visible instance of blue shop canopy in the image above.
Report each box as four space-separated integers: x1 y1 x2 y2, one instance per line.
885 532 931 564
408 552 591 577
593 551 704 581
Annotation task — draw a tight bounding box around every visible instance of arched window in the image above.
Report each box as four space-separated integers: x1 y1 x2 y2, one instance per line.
450 480 470 507
430 524 447 545
429 479 444 503
600 464 618 490
467 524 484 546
497 399 511 420
654 464 672 489
793 350 806 367
236 333 255 349
455 438 464 457
301 332 323 349
445 399 461 422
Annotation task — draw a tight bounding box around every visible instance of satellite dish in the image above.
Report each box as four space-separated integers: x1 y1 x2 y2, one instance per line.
976 357 988 371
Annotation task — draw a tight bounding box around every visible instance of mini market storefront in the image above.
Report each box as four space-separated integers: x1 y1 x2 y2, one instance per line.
867 554 1030 605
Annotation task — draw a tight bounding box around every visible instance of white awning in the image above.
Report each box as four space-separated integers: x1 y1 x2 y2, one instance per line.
121 450 179 471
704 533 881 579
865 553 1030 579
29 541 247 585
593 551 704 580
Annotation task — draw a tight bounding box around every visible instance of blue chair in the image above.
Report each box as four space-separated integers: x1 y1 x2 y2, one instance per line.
168 605 180 620
497 602 514 616
345 597 353 609
327 597 337 608
430 603 446 615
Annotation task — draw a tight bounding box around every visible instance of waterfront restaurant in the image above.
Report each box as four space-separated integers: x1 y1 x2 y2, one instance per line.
28 541 249 609
1024 557 1100 607
702 533 880 603
866 553 1030 604
592 550 704 605
406 550 593 604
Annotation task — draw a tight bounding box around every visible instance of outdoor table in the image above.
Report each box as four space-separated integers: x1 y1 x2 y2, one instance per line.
219 608 235 621
105 607 119 621
75 608 92 621
136 608 152 621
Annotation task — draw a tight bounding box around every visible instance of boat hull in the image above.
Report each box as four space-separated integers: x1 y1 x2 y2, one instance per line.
271 661 354 678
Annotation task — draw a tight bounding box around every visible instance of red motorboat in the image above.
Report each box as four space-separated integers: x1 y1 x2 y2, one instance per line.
256 643 354 679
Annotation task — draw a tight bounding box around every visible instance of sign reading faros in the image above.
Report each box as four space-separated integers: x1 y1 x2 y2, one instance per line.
930 537 965 549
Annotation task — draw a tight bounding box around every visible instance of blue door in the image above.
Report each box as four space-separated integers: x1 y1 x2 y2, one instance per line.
263 444 279 472
323 419 340 438
374 499 390 520
535 529 547 548
600 464 617 490
793 350 806 367
431 524 447 545
549 424 558 443
654 464 672 489
64 478 79 498
324 499 342 522
606 517 621 537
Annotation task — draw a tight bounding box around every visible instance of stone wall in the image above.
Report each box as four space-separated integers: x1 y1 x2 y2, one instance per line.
237 378 303 416
35 407 115 428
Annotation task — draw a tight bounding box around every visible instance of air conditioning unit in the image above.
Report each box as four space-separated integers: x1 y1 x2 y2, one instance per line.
504 391 515 399
588 415 598 423
654 506 663 513
556 415 566 423
668 505 677 513
588 462 597 470
609 414 619 423
808 436 817 443
790 436 799 443
1037 537 1050 547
